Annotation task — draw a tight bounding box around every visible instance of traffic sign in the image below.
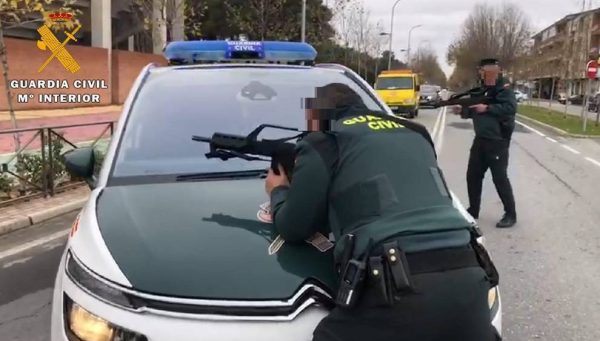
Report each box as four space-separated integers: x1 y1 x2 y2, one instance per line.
587 60 598 79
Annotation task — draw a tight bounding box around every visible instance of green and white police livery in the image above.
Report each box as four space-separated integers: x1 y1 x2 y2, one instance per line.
50 40 501 341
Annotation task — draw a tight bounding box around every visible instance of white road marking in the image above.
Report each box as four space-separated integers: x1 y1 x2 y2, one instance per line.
517 118 600 170
431 107 444 141
561 145 581 155
516 120 546 137
0 229 69 261
435 107 447 154
585 157 600 168
2 256 32 269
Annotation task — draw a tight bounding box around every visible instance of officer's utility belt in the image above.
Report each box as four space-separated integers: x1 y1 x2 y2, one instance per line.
335 228 499 309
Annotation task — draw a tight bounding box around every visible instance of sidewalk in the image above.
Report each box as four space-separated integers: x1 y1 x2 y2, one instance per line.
0 186 90 236
525 99 600 122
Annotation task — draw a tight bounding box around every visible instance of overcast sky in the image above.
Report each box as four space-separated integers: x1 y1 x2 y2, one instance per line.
360 0 597 77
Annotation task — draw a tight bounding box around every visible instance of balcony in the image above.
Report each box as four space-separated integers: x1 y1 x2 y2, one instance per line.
537 34 567 49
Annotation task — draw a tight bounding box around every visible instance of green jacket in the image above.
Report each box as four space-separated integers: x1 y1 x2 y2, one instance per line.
466 77 517 140
270 112 473 262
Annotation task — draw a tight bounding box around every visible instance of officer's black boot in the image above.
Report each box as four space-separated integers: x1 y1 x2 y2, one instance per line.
467 207 479 220
496 213 516 228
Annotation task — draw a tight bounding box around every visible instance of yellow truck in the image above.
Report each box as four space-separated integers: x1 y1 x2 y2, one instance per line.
374 69 421 118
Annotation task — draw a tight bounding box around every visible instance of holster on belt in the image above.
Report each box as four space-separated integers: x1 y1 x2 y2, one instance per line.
382 240 413 292
366 240 413 307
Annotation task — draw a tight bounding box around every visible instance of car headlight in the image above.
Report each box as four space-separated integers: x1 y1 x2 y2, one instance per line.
64 294 147 341
488 288 496 308
404 98 414 104
488 287 500 318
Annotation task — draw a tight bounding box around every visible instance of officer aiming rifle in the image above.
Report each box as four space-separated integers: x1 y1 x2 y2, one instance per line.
450 58 518 228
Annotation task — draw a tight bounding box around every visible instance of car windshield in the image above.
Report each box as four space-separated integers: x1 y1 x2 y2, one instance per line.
375 76 414 90
111 66 383 178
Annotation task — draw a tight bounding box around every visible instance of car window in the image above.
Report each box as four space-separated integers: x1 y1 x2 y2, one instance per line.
375 77 414 90
111 67 383 178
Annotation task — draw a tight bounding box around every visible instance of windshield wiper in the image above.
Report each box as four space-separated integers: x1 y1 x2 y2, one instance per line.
176 169 267 181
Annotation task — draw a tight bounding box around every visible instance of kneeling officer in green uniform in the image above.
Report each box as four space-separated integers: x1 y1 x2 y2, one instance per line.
265 83 500 341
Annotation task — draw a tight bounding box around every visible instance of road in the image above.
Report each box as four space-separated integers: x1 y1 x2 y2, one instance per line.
2 107 600 340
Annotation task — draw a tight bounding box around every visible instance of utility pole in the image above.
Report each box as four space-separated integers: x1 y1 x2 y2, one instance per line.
301 0 306 42
581 12 593 131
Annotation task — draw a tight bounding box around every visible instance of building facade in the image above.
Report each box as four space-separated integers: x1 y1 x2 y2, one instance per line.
4 0 185 54
526 8 600 98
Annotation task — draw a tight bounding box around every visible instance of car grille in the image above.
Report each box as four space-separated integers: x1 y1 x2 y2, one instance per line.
66 251 334 320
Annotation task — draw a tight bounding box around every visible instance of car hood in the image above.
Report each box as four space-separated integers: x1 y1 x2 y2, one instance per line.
96 180 335 300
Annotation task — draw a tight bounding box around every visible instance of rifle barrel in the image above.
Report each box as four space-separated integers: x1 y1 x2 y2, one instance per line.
192 136 212 143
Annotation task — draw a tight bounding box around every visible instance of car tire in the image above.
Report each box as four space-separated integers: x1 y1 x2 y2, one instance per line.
414 109 419 117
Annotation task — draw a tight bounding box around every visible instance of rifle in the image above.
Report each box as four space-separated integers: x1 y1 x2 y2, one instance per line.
432 87 492 110
192 124 306 180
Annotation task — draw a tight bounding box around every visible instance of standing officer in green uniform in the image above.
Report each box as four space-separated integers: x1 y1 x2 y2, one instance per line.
265 83 499 341
455 58 517 228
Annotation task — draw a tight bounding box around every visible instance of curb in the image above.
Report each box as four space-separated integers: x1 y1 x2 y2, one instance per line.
516 113 600 139
0 198 87 237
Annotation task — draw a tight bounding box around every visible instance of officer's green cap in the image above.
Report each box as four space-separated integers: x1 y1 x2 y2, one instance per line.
479 58 500 66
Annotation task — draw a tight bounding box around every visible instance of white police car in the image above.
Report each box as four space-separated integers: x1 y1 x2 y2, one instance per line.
50 40 501 341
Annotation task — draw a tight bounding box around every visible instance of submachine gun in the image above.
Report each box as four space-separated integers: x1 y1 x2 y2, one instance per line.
192 124 307 180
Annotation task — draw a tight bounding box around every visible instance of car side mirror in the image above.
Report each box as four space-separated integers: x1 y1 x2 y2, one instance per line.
63 147 97 189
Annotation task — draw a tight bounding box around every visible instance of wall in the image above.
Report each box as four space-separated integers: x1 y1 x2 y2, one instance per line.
0 37 167 111
111 50 167 104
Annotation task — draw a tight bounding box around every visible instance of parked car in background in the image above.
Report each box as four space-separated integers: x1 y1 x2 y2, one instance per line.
419 84 441 107
568 94 584 105
557 93 567 104
514 90 528 102
587 92 600 112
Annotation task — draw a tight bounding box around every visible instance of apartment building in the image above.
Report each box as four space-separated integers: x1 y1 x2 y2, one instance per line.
526 8 600 98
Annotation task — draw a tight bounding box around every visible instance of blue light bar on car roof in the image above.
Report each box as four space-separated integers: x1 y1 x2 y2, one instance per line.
163 40 318 65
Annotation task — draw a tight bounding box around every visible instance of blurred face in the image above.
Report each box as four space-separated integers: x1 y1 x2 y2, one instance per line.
306 109 323 131
479 64 501 86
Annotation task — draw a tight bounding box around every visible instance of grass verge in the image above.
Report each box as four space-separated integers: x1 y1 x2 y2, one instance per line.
518 105 600 136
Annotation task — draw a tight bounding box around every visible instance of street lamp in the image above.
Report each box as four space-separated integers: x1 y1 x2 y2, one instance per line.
374 32 391 78
406 24 423 65
387 0 403 70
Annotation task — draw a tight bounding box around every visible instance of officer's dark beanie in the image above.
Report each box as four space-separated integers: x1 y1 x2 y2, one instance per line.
480 58 500 67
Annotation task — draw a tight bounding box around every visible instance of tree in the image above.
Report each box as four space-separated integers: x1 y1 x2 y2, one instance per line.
412 46 447 87
447 2 531 90
381 50 406 70
133 0 200 52
223 0 335 43
0 0 80 151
